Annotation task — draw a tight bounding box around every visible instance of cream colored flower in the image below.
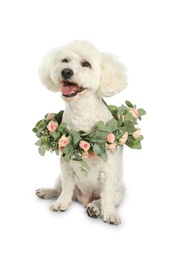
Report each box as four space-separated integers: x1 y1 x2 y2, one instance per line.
58 135 69 150
129 108 139 119
133 129 141 139
119 132 128 145
106 133 115 143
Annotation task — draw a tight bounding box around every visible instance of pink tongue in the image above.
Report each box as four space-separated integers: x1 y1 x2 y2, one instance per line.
61 85 78 95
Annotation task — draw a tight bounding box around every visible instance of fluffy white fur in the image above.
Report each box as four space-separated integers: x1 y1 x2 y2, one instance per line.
36 40 128 225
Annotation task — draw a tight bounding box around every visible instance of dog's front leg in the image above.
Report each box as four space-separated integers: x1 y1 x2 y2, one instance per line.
100 148 123 225
50 163 75 212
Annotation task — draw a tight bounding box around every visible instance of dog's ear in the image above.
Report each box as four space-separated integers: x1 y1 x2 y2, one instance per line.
38 48 60 92
98 53 128 97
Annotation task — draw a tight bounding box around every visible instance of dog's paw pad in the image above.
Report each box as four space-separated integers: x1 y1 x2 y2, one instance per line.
103 212 121 225
86 205 100 218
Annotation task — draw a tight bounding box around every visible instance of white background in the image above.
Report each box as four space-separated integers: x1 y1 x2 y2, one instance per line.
0 0 173 259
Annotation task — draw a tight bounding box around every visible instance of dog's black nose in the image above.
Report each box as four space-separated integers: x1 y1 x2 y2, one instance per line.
61 68 74 79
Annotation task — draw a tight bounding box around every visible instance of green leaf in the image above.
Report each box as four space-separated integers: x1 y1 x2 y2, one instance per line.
118 116 124 127
99 153 108 162
36 129 42 138
80 168 88 176
93 144 103 155
70 130 81 144
124 121 136 134
63 154 70 161
74 150 82 160
38 146 46 156
52 130 60 139
32 127 38 133
108 105 117 113
35 139 42 146
79 160 90 171
63 144 73 157
90 138 106 144
99 125 112 132
55 148 59 155
41 137 47 145
96 131 108 140
124 112 133 121
107 118 118 131
58 123 69 134
126 139 142 149
95 121 105 129
125 100 133 108
55 110 64 124
138 108 146 116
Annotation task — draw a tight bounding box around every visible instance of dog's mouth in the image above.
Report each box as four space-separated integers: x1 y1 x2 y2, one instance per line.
61 81 85 98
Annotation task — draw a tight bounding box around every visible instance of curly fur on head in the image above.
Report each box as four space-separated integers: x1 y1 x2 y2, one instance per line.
39 40 127 97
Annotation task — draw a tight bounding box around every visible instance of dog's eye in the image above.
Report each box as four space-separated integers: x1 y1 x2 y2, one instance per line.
81 61 91 68
62 59 68 63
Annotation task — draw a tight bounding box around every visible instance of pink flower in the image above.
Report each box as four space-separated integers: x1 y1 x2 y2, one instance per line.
129 108 139 119
119 132 128 145
46 113 55 121
106 133 115 143
58 135 70 150
105 142 117 152
133 129 141 139
47 121 58 132
82 151 89 158
88 151 96 159
79 141 90 151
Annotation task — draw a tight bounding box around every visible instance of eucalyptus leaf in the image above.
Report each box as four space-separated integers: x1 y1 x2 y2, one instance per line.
80 168 88 176
32 127 38 133
35 139 42 146
79 160 90 171
52 131 60 139
70 130 81 144
138 108 146 116
99 153 108 162
38 146 46 156
93 144 103 155
124 112 133 121
125 100 133 108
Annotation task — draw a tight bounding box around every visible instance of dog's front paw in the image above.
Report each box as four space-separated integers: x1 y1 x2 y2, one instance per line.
50 199 71 212
102 211 121 225
86 203 100 218
36 188 58 199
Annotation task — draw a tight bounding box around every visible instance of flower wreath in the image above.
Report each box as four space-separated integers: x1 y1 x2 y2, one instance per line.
33 100 146 174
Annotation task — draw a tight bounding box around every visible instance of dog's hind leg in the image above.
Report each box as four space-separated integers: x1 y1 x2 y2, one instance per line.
35 177 62 199
86 199 101 218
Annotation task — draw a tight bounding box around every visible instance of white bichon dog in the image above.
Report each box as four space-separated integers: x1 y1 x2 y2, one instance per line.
36 40 128 224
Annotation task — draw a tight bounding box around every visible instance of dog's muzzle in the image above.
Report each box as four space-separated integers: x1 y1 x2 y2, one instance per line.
61 68 85 98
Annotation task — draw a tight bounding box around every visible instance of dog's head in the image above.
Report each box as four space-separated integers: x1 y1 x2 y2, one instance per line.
39 40 127 100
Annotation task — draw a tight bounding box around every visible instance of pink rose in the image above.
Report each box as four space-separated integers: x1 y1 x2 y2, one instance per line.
105 142 117 152
88 151 96 159
79 141 90 151
82 151 89 158
129 108 139 119
47 121 58 132
106 133 115 143
46 113 55 121
119 132 128 145
133 129 141 139
58 135 70 150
